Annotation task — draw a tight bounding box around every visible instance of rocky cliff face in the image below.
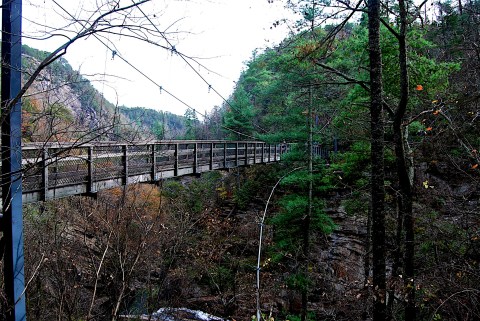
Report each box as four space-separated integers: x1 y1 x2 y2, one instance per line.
303 205 370 320
323 206 367 285
21 45 183 142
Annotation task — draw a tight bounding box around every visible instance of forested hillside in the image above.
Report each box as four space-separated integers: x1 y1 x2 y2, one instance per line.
220 1 480 320
119 106 186 140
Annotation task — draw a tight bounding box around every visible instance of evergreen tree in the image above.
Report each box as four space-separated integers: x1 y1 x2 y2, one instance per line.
223 86 256 140
183 108 199 140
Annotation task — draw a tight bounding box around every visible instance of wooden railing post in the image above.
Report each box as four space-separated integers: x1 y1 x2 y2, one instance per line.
268 144 271 163
253 142 257 164
261 143 265 163
193 143 198 174
209 143 214 171
42 148 48 201
87 146 94 193
151 144 156 181
245 143 248 165
235 142 239 167
174 144 179 176
122 145 128 185
223 143 227 168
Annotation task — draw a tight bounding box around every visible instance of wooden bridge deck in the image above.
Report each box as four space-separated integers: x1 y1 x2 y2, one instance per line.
19 140 289 203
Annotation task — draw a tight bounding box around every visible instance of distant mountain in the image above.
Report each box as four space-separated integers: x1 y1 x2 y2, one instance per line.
21 45 186 143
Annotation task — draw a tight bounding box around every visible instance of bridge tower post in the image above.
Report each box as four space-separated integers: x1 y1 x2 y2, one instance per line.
1 0 27 319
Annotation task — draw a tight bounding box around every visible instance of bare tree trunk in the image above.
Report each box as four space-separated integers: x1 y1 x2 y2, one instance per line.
111 213 147 320
112 283 126 321
256 167 304 321
367 0 387 319
87 231 112 320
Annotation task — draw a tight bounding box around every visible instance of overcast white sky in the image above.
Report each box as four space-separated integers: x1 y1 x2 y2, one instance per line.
22 0 298 116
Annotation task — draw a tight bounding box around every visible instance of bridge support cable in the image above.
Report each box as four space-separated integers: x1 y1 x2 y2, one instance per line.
1 0 27 320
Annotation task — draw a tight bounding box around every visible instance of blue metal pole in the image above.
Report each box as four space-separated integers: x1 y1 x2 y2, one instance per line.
1 0 27 320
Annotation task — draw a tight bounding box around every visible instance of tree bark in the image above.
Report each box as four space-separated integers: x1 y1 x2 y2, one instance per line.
395 0 415 319
367 0 387 319
364 202 372 285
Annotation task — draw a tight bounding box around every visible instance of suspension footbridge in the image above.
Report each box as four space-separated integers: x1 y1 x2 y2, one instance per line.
20 141 292 203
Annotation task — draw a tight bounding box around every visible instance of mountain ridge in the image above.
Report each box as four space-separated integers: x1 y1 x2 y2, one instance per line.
21 44 186 143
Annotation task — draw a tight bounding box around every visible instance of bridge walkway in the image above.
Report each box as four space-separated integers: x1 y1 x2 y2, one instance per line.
19 140 293 203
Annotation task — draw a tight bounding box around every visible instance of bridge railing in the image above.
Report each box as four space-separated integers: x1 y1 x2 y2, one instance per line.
19 140 287 203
